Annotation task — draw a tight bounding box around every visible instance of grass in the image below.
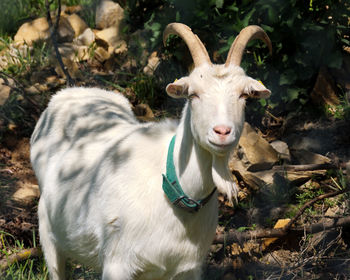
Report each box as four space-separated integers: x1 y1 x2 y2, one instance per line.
0 231 101 279
0 231 48 279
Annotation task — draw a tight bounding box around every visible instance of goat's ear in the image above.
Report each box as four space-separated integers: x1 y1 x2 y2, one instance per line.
166 77 189 98
243 78 271 99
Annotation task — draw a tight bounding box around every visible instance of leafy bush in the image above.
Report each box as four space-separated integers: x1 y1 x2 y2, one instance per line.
123 0 350 116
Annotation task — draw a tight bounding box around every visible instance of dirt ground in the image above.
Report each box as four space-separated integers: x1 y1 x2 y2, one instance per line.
0 116 349 279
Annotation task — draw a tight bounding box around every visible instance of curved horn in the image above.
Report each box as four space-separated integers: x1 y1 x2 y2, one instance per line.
163 23 211 67
225 25 272 67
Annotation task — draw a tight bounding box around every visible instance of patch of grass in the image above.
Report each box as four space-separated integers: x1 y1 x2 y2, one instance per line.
0 231 101 279
0 36 51 77
324 91 350 121
0 231 48 280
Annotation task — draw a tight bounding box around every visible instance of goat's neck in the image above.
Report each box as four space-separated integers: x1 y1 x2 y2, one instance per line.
173 103 238 202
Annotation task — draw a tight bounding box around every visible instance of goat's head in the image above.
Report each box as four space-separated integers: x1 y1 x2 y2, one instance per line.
164 23 271 156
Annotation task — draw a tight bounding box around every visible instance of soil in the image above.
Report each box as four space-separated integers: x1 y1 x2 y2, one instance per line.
0 117 349 279
0 137 38 249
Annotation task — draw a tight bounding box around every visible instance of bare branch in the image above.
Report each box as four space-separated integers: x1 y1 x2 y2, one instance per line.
273 163 337 172
45 0 74 86
214 187 350 244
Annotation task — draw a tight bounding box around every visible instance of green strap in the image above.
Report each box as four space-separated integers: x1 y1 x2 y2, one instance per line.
162 135 217 213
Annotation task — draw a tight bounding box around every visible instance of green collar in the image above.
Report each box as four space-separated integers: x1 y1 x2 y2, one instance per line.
162 135 217 213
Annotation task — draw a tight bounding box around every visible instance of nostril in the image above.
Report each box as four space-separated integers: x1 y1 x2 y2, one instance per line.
213 125 232 136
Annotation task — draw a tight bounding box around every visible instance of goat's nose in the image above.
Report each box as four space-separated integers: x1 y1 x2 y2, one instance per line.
213 125 232 136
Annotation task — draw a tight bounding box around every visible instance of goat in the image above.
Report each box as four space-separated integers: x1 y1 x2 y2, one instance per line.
30 23 272 280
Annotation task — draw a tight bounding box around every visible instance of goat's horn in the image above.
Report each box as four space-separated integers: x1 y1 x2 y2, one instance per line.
225 25 272 67
163 23 212 67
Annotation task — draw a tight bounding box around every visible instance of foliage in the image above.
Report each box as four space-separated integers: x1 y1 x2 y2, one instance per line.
123 0 350 116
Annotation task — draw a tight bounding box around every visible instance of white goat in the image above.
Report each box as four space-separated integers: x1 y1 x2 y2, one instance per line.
30 23 272 280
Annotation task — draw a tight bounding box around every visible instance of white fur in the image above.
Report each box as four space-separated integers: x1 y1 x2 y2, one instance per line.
31 63 270 279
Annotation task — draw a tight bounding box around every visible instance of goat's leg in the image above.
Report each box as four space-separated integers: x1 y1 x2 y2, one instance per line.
102 261 134 280
173 268 202 280
38 200 66 280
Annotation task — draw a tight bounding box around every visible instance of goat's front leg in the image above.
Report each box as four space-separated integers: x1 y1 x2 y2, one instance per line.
173 268 202 280
102 261 135 280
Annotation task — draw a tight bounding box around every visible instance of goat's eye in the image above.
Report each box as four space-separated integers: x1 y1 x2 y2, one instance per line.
239 93 249 99
189 93 199 99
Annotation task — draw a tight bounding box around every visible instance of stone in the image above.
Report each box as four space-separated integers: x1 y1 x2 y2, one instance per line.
311 67 340 106
270 140 291 163
74 28 95 46
14 16 75 46
75 45 90 61
263 218 291 249
12 183 40 204
95 27 125 55
95 0 124 30
143 51 160 76
237 122 279 171
66 14 88 37
94 46 110 63
134 104 155 122
290 149 331 165
54 56 82 79
0 78 11 106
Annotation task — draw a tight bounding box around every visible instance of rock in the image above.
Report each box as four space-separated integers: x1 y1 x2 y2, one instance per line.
94 46 110 63
54 56 82 79
270 140 291 163
12 183 40 204
311 67 340 107
237 122 279 172
95 27 125 55
230 155 325 190
75 45 91 61
14 16 75 45
74 28 95 46
58 42 76 60
0 78 12 106
114 40 128 55
95 0 124 30
134 104 155 122
66 14 88 37
307 203 345 255
62 5 82 15
290 149 331 165
263 218 291 249
143 51 160 76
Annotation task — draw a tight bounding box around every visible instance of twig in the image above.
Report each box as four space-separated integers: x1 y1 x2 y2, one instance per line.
0 248 42 271
214 187 350 244
0 71 41 110
0 71 26 91
285 187 349 230
45 0 74 86
272 163 336 172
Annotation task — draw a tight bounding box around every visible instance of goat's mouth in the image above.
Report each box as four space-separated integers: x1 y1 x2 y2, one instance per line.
208 139 233 149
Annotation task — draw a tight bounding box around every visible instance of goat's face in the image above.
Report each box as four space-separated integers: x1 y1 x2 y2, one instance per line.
166 64 270 156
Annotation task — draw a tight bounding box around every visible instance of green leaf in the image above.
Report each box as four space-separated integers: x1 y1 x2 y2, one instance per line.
286 88 300 101
327 51 342 69
259 98 267 107
279 70 297 86
215 0 224 9
241 8 256 27
261 24 274 33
